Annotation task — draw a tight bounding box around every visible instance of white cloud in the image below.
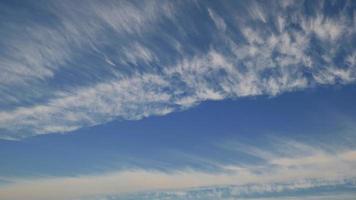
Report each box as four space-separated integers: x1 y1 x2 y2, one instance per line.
346 52 356 67
301 15 347 41
0 0 355 138
208 8 227 32
247 2 267 23
0 0 174 87
1 139 356 200
121 42 156 65
0 74 173 137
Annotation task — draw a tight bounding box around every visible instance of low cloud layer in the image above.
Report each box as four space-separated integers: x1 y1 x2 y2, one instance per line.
1 138 356 200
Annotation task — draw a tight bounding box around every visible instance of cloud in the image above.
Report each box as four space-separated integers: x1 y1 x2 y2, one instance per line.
301 14 347 42
247 1 268 23
110 182 356 200
208 8 227 32
0 0 355 139
0 74 173 138
0 0 175 108
1 138 356 200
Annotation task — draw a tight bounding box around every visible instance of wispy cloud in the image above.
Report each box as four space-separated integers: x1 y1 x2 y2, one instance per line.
1 137 356 200
110 182 356 200
0 0 355 139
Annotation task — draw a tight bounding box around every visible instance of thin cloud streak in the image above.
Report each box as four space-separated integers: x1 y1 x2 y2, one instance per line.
1 139 356 200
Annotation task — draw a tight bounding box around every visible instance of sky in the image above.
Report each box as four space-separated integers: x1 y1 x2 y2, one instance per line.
0 0 355 199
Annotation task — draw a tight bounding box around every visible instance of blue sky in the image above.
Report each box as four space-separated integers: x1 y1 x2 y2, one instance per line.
0 0 356 199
